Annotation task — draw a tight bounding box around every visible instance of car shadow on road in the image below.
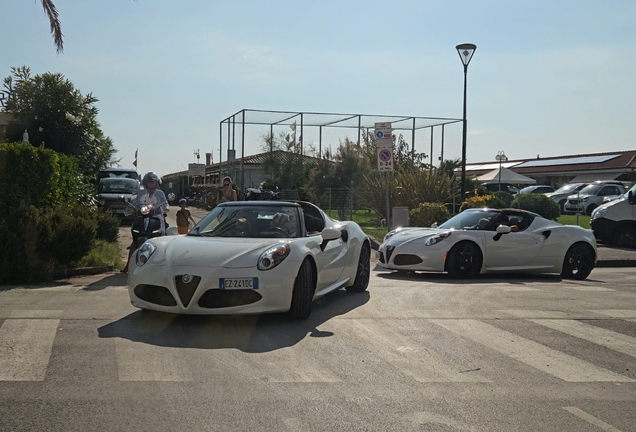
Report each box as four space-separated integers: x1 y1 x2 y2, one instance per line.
375 270 566 284
97 289 370 353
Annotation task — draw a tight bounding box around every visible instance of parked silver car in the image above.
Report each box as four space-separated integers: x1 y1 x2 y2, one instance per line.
545 183 587 212
563 182 625 215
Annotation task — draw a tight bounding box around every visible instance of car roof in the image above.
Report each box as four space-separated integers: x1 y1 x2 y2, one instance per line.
99 177 139 182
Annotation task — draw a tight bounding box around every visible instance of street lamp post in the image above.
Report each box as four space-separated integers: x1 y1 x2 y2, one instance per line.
496 150 507 191
456 43 477 201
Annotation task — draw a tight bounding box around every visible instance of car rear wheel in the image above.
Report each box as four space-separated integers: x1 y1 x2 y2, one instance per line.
446 241 483 279
346 241 370 292
561 242 595 280
612 227 636 249
289 259 315 319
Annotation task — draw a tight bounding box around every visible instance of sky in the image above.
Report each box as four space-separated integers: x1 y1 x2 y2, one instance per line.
1 0 635 178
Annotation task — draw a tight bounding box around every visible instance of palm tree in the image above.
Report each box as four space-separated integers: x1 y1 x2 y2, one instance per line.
38 0 63 54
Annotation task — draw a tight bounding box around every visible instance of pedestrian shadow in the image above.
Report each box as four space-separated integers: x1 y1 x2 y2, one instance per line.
97 289 370 353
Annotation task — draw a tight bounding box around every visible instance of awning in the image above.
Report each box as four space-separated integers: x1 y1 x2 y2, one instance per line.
570 173 620 183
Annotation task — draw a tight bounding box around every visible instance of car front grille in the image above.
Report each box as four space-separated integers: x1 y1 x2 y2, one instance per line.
134 284 177 306
174 275 202 307
393 254 423 266
198 289 262 308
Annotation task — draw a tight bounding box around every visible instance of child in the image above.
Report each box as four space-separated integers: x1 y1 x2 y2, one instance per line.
176 198 196 234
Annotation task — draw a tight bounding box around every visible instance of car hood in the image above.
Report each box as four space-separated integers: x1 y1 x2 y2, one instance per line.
99 192 135 200
150 235 287 268
384 227 448 245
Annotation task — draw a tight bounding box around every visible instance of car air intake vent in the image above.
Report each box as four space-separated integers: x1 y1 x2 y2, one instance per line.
393 254 423 266
198 289 262 308
385 247 394 263
542 230 551 239
175 275 202 307
134 284 177 306
378 252 385 264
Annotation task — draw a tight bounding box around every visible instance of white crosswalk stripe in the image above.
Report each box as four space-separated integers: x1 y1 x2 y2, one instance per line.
528 319 636 358
0 318 59 381
429 319 634 382
2 310 635 384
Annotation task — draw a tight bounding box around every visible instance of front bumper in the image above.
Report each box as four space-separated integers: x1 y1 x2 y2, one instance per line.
127 261 297 315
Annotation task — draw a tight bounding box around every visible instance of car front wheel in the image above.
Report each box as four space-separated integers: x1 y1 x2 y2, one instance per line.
289 259 315 319
446 241 483 279
346 241 370 292
561 242 595 280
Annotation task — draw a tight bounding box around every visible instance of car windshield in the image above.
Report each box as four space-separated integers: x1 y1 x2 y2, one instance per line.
98 181 139 194
554 183 583 194
190 205 301 238
577 184 601 195
520 186 539 193
438 209 501 231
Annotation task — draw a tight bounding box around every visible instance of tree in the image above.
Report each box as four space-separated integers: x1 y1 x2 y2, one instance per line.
3 66 117 176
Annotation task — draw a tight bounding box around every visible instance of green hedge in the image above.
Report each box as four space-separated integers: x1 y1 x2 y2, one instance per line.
410 202 451 227
0 143 113 284
511 193 561 220
459 194 506 212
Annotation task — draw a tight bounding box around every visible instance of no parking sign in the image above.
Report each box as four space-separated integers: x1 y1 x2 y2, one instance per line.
377 147 394 172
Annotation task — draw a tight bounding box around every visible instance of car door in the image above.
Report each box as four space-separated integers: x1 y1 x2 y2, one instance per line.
312 228 349 291
483 216 545 269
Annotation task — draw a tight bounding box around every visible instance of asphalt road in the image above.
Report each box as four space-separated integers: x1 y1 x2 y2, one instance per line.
0 257 635 431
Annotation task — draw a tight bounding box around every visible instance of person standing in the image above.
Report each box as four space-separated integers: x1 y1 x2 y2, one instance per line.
176 198 196 234
219 176 238 202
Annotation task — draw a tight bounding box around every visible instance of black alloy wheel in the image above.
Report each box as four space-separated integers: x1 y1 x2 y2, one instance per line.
447 241 483 279
346 241 370 292
561 242 595 280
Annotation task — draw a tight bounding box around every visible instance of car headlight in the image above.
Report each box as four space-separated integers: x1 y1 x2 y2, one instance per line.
99 199 106 206
384 228 402 242
258 243 291 271
583 196 590 202
136 241 157 267
591 207 607 220
424 231 452 246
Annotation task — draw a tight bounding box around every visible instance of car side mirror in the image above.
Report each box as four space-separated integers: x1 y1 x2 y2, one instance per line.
496 225 512 234
319 227 342 251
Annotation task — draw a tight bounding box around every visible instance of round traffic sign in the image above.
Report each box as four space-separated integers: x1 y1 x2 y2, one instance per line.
376 131 384 139
379 149 392 161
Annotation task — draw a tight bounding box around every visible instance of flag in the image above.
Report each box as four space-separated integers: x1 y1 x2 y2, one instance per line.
290 121 296 131
133 149 138 168
290 132 295 147
296 135 302 148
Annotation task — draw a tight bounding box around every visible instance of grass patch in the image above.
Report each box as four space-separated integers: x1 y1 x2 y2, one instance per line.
557 214 591 229
77 240 124 270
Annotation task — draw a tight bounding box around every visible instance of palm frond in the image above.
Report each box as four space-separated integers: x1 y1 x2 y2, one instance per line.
39 0 64 54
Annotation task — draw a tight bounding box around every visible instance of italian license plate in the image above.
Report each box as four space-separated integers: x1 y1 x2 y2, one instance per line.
219 278 258 290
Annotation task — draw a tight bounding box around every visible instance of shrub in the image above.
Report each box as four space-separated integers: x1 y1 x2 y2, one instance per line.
459 194 506 212
493 191 514 207
96 211 120 243
510 193 561 220
410 202 451 227
41 204 97 265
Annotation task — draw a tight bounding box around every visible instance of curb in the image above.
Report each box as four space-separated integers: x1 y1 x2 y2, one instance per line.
595 260 636 268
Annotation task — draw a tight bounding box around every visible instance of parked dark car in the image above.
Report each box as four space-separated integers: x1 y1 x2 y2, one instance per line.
98 177 141 218
481 183 521 195
519 185 555 194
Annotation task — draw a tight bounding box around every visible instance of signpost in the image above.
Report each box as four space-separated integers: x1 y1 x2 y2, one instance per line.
375 122 393 229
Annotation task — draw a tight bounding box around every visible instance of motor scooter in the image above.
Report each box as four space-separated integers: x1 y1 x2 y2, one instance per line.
122 202 165 272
